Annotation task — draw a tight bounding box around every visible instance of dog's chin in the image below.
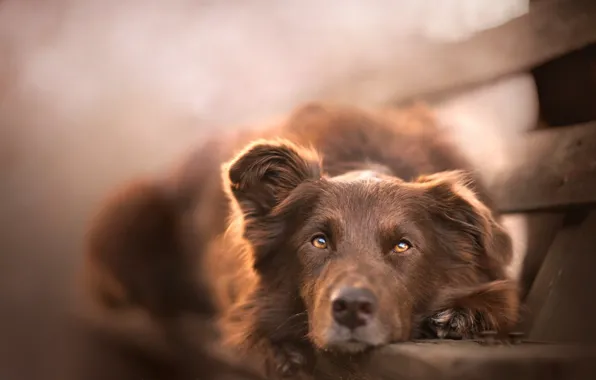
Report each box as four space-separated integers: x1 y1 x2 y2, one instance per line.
314 328 388 354
326 339 375 354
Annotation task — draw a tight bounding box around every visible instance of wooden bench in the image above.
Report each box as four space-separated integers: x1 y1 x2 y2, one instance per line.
345 1 596 378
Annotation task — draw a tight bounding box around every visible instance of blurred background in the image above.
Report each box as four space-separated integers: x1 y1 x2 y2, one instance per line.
1 0 595 379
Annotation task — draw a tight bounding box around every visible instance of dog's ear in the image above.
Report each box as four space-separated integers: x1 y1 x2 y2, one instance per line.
224 139 322 219
415 170 513 272
84 181 212 317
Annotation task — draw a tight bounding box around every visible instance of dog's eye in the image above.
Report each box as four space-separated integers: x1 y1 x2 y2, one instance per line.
392 239 412 254
311 235 328 249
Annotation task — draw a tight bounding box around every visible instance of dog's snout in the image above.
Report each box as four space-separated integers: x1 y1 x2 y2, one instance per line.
331 287 377 329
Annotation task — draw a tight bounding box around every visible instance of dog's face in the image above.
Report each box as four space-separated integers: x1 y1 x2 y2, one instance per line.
224 140 513 354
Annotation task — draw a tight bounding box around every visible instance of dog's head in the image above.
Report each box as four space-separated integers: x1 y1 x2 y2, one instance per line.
224 139 516 353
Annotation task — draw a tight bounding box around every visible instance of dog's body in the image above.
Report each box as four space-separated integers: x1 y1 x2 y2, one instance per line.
84 103 519 379
76 180 264 380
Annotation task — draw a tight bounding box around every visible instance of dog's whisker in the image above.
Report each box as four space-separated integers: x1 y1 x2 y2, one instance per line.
271 311 308 334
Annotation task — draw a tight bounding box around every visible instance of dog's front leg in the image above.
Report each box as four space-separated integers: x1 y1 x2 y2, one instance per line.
263 340 315 380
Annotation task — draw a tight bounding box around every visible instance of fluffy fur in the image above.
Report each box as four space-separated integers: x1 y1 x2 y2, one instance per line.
83 103 519 379
77 179 263 380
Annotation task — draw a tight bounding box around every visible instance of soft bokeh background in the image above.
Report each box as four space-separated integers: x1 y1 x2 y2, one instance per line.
0 1 536 378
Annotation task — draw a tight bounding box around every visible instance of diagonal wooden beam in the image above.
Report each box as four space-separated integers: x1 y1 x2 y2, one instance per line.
324 0 596 105
492 121 596 213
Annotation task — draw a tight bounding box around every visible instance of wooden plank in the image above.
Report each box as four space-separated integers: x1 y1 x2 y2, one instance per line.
492 121 596 213
525 211 596 343
326 0 596 106
379 342 596 380
516 212 566 300
317 341 596 380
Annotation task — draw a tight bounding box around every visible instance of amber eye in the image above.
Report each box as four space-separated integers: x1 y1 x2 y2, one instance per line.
311 235 328 249
393 239 412 254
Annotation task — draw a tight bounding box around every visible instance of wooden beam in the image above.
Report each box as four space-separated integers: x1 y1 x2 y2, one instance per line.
516 212 566 300
341 341 596 380
492 121 596 213
526 211 596 343
406 0 596 102
388 342 596 380
324 0 596 106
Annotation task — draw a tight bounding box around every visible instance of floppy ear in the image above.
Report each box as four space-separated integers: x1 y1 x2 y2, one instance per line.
415 170 513 274
224 139 322 219
223 139 322 271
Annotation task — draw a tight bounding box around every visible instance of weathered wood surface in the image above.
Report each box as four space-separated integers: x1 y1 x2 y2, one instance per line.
492 121 596 213
525 211 596 344
516 212 566 300
335 340 596 380
327 0 596 106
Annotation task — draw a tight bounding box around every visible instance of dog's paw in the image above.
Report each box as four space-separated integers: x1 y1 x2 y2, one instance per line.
429 308 479 340
267 342 314 379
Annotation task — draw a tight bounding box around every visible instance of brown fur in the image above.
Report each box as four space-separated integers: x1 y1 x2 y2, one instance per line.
76 179 263 380
82 102 519 379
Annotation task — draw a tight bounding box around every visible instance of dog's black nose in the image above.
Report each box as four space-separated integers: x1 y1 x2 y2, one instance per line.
331 287 377 329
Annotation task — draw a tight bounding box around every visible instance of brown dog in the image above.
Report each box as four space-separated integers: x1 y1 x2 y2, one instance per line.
84 103 519 379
